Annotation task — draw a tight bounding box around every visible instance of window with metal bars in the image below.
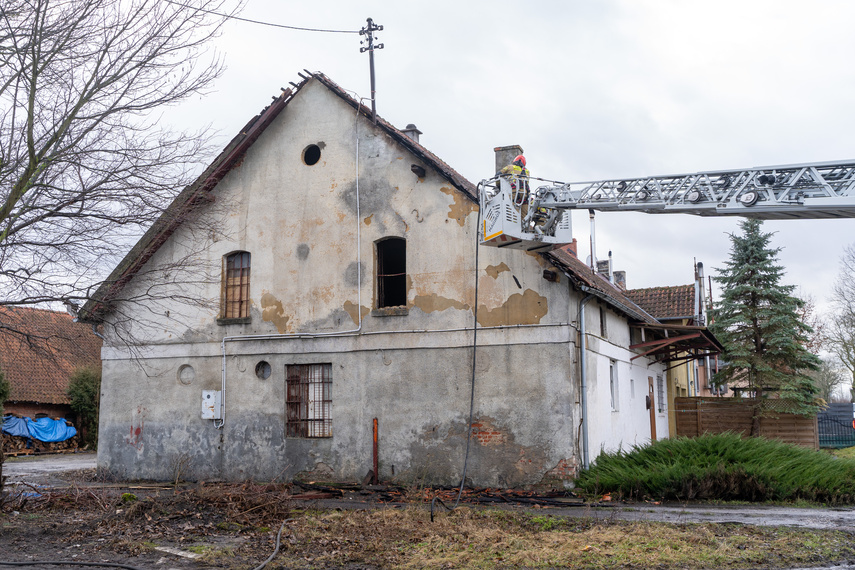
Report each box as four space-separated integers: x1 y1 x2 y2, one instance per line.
223 251 251 319
286 364 332 438
376 237 406 308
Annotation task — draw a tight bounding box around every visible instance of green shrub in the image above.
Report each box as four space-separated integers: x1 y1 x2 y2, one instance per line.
575 433 855 505
67 366 101 448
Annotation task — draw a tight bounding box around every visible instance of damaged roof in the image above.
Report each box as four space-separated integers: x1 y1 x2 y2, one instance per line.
544 247 722 363
624 284 697 321
0 306 102 405
77 69 675 333
79 71 477 323
545 247 659 324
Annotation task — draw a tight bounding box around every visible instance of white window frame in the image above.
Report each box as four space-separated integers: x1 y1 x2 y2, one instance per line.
609 360 619 411
656 374 666 413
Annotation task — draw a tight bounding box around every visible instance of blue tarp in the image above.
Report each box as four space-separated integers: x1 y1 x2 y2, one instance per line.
26 417 77 442
2 415 30 438
2 415 77 442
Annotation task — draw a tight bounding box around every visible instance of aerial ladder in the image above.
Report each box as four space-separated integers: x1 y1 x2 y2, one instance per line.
478 160 855 251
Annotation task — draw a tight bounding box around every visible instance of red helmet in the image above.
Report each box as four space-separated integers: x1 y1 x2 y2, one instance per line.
513 154 526 168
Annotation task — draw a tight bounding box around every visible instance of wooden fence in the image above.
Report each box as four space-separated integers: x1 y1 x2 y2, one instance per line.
674 397 818 450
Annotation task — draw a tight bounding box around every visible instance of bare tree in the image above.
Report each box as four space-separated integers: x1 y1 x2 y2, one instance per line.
0 0 235 324
794 291 827 356
807 357 846 404
829 243 855 401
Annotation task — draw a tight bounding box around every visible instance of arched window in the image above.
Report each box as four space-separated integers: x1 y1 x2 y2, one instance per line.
376 238 406 308
223 251 250 319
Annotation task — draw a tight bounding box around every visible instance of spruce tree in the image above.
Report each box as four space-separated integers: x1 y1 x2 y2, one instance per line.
711 219 820 432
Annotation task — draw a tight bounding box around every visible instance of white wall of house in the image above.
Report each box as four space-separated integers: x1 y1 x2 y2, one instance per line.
582 302 668 460
96 77 665 487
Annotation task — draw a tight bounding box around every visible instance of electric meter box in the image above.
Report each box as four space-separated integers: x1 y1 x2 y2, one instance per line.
201 390 222 420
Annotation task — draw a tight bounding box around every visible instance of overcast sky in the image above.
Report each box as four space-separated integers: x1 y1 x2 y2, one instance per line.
173 0 855 316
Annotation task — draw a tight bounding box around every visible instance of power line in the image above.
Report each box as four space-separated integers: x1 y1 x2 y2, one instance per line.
164 0 360 34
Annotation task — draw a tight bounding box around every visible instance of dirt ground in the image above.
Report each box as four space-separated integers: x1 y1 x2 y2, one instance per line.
3 453 855 569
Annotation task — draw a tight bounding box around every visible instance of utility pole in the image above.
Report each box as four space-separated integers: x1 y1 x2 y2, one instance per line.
359 17 383 123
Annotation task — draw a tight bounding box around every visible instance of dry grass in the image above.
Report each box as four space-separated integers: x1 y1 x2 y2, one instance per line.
4 481 855 569
275 506 855 569
830 446 855 460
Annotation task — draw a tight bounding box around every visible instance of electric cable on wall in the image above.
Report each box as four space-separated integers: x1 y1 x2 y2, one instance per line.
431 205 481 521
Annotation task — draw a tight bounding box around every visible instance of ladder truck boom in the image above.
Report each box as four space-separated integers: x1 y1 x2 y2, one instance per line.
478 160 855 252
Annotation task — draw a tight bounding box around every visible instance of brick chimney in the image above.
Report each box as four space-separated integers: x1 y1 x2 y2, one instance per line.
494 145 523 173
560 239 578 257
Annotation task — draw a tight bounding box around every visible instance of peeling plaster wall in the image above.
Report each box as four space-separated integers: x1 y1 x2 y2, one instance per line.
97 78 650 487
98 334 578 486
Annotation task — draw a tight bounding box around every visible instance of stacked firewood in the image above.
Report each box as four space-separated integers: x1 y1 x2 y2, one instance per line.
1 418 80 455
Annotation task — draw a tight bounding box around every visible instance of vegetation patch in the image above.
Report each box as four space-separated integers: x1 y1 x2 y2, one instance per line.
3 479 855 569
575 433 855 504
830 446 855 461
276 507 855 569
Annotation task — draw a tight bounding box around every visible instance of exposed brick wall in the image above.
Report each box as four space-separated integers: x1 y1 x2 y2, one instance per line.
470 419 508 446
545 457 579 481
4 402 73 420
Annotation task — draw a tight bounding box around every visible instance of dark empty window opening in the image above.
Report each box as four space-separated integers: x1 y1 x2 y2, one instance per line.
255 360 271 380
377 238 406 308
303 144 321 166
286 363 332 438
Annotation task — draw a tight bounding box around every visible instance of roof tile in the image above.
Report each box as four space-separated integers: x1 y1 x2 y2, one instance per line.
624 285 696 320
546 247 658 324
0 307 102 405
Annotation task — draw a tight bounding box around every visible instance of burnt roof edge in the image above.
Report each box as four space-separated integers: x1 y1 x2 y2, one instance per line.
545 251 658 324
79 83 303 323
310 73 478 201
80 72 478 323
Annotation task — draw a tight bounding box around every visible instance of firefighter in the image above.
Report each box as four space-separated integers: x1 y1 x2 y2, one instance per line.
499 154 530 207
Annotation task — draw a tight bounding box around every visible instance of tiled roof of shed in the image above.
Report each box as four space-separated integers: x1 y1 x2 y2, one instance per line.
624 285 696 321
0 306 102 405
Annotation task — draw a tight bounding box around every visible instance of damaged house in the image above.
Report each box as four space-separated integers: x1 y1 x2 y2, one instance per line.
81 72 713 486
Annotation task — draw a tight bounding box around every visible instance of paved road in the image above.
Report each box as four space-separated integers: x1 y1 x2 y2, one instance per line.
572 502 855 533
2 451 96 486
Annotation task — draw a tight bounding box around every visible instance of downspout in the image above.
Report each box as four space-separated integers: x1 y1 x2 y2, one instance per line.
578 291 595 470
687 359 695 397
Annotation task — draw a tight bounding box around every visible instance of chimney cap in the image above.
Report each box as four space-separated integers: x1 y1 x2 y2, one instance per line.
403 123 422 134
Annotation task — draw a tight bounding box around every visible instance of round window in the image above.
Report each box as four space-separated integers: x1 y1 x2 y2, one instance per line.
303 144 321 166
255 360 272 380
177 364 195 385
